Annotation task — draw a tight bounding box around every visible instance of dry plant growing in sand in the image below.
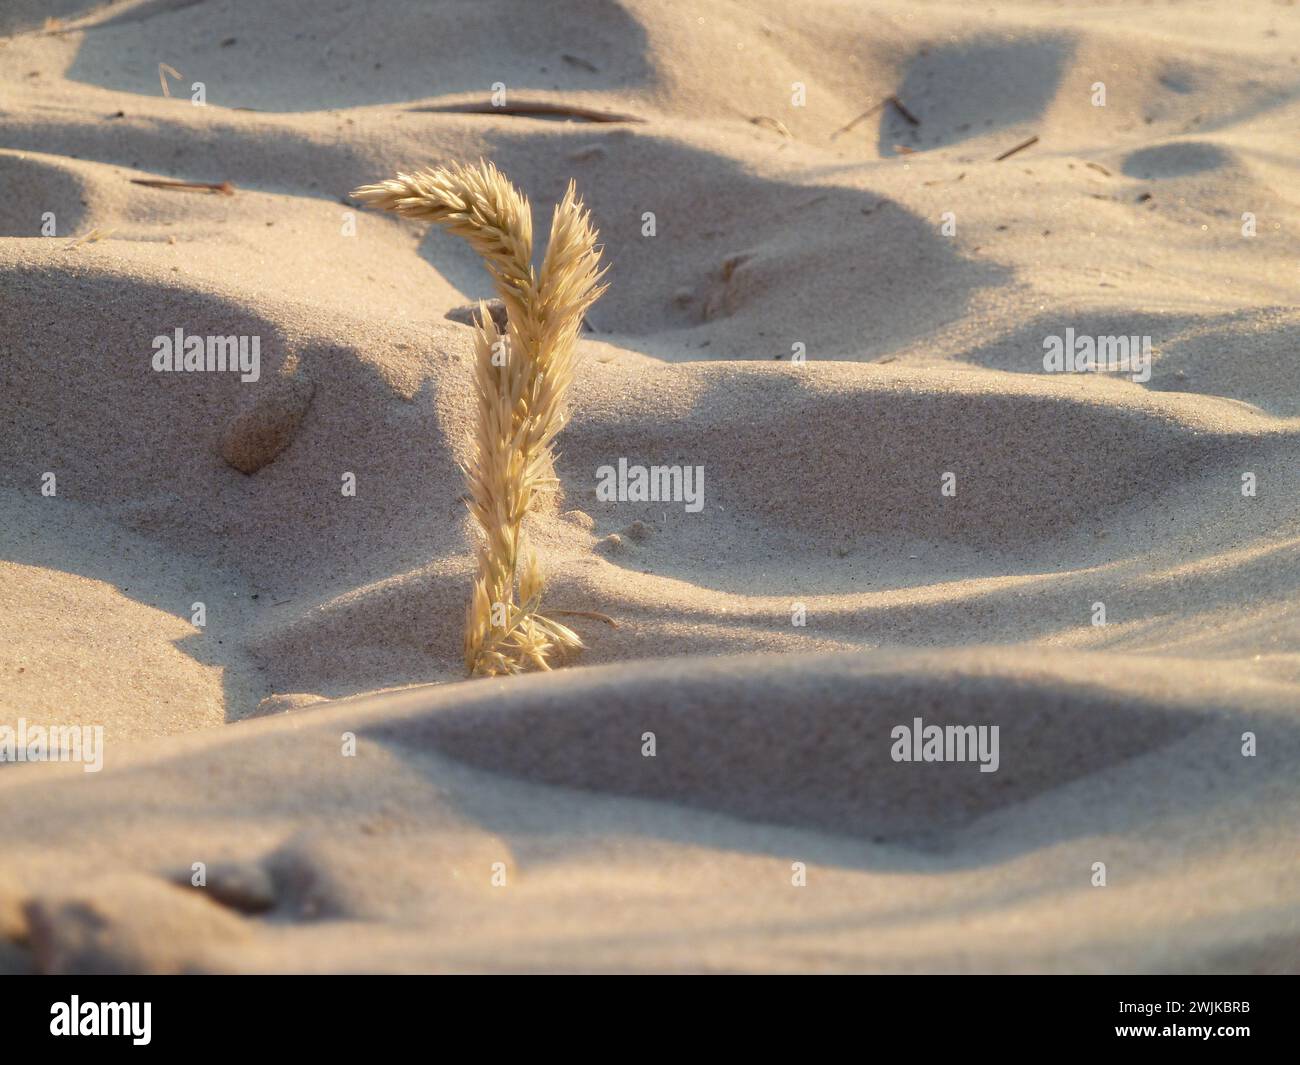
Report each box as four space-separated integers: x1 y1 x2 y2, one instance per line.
352 161 607 676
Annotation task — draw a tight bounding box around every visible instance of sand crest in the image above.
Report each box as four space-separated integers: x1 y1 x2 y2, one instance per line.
1 0 1297 973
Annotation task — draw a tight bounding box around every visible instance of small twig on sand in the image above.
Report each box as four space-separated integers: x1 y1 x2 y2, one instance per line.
561 54 599 73
994 135 1039 161
64 227 114 249
411 100 644 123
549 609 618 628
1084 161 1111 176
888 95 920 126
750 115 792 137
158 62 182 97
130 178 237 195
831 94 919 140
831 99 886 139
922 171 966 186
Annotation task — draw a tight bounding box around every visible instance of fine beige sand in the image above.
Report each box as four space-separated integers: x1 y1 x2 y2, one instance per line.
1 0 1298 973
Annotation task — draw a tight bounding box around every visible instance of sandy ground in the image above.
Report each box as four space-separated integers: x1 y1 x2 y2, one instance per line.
1 0 1297 973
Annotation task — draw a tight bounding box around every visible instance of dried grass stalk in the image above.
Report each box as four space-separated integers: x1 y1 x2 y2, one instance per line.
352 161 607 676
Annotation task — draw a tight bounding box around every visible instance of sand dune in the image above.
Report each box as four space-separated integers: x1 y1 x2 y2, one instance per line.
3 651 1297 973
1 0 1297 973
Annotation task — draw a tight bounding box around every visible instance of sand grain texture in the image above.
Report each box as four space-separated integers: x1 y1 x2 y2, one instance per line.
1 0 1297 973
